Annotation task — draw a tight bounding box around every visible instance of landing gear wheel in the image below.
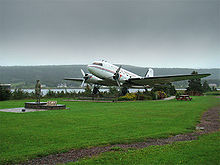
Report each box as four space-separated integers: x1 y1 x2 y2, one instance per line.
121 87 128 96
92 86 99 95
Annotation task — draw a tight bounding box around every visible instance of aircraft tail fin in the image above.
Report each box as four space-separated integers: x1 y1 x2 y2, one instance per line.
145 68 154 77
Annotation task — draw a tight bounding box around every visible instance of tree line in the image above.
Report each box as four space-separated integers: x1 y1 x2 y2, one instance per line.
1 72 217 101
0 70 218 101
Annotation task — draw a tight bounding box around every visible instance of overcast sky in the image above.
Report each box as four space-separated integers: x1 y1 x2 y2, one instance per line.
0 0 219 68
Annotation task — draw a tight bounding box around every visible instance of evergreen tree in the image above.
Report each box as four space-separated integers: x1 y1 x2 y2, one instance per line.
168 84 177 96
109 87 119 97
202 80 211 92
186 71 203 95
0 87 11 101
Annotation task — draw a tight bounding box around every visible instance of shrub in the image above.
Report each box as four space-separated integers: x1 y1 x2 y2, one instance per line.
149 91 156 100
136 93 146 100
118 93 136 101
45 90 56 98
185 91 203 96
152 84 176 96
136 93 152 100
109 87 120 97
0 88 11 101
175 92 181 98
156 91 167 100
204 91 220 96
12 89 31 100
135 90 155 100
82 85 92 97
145 95 153 100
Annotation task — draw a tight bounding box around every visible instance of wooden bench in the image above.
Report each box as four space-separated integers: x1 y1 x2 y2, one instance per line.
176 95 192 101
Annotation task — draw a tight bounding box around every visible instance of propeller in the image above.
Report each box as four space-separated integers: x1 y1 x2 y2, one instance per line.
80 69 90 87
113 65 122 87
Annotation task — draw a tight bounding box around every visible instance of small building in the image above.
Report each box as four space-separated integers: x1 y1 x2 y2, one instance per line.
209 84 217 88
41 84 46 88
57 83 67 88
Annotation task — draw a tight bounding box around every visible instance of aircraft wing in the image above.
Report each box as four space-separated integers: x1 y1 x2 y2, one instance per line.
127 73 211 86
64 78 84 82
64 77 111 86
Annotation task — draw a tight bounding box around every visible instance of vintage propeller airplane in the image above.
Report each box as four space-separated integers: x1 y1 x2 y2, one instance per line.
64 60 210 95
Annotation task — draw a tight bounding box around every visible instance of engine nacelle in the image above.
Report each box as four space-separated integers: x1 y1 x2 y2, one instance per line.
86 74 102 84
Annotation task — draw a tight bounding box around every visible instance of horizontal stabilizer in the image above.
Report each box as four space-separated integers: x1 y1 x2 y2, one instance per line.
145 68 154 77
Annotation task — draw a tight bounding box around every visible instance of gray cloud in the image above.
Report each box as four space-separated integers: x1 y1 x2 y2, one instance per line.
0 0 219 68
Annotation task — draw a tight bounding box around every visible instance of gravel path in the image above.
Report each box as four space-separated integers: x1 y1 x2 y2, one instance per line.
163 96 176 100
23 105 220 165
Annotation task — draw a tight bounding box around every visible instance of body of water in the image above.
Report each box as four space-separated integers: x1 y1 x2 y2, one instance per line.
11 88 147 96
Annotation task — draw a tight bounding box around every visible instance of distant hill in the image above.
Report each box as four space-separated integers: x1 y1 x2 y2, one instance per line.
0 65 219 88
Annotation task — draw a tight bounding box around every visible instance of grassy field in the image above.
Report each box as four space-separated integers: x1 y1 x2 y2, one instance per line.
71 132 220 165
0 96 219 164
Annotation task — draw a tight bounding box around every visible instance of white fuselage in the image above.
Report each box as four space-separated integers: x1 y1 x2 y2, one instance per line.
88 61 141 83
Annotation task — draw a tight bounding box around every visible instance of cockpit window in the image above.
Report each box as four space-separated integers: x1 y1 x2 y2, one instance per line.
92 62 103 66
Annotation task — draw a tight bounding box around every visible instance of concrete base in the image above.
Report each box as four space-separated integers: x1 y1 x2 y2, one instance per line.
25 102 47 109
25 102 66 110
0 107 67 113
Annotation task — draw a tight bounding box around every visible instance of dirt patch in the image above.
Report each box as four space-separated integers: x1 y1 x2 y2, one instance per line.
23 105 220 165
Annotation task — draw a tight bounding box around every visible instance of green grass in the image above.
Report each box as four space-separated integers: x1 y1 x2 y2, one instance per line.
71 132 220 165
0 96 219 164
